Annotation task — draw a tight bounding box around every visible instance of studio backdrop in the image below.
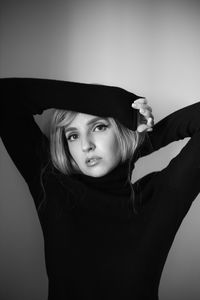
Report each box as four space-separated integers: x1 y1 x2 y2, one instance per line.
0 0 200 299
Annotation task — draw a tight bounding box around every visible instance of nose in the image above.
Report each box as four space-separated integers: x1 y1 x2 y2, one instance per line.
81 135 95 152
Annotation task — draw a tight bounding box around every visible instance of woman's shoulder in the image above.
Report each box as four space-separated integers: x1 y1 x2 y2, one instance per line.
42 164 85 202
38 165 86 221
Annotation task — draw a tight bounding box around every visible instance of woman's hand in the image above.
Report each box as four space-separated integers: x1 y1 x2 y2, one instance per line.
132 98 154 133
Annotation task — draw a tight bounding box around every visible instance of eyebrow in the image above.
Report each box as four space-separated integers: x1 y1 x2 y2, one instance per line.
64 117 108 133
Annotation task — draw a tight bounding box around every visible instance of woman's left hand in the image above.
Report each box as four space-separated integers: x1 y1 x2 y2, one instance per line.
132 98 154 133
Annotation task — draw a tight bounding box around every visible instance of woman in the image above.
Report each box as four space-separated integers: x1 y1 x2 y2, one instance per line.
0 77 200 300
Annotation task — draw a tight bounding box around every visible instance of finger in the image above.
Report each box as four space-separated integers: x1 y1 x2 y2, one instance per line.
132 103 152 114
135 98 148 104
141 108 154 122
138 123 154 133
139 108 152 118
138 116 154 131
139 104 152 112
133 98 147 106
143 104 152 112
132 100 147 109
137 124 148 132
132 102 139 109
147 117 154 127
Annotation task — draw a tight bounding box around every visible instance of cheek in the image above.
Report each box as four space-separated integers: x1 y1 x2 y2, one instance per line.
101 134 120 156
68 144 81 163
113 136 120 149
111 135 122 161
110 132 119 148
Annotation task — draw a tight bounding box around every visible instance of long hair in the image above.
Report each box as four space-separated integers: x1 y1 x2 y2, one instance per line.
49 109 145 175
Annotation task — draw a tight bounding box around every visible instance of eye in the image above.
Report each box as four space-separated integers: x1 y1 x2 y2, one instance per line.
67 133 78 142
94 124 108 132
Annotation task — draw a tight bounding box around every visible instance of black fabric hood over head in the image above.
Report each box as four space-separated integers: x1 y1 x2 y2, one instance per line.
1 77 144 130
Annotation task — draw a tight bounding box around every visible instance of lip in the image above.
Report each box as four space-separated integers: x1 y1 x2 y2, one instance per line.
85 156 102 167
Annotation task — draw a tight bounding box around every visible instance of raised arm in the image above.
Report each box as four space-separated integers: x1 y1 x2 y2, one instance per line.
0 78 51 209
138 101 200 157
137 101 200 207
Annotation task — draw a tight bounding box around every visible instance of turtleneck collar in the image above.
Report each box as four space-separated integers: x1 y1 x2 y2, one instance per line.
73 159 132 196
68 159 135 222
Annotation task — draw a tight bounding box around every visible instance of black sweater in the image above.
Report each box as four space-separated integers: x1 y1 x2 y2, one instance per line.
1 78 200 300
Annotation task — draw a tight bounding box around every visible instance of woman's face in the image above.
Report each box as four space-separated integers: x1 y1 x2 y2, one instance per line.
64 113 121 177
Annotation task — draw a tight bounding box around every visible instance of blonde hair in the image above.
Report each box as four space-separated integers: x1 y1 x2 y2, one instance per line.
50 109 144 175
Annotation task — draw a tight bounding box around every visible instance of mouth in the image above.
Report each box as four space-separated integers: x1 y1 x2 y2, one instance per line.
85 157 102 167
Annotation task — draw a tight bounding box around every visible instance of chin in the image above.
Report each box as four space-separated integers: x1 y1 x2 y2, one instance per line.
84 166 111 178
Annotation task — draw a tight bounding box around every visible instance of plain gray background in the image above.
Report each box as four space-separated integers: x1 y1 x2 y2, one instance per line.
1 0 200 299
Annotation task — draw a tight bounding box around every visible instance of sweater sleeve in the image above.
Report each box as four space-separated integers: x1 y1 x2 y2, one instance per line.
145 101 200 153
138 102 200 206
0 78 53 208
